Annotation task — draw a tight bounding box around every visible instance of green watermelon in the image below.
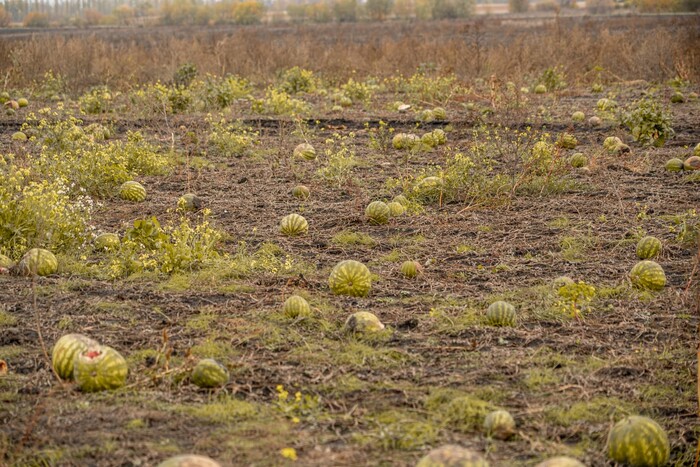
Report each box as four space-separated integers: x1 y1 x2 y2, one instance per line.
607 416 669 467
392 133 420 150
73 345 128 392
0 254 15 269
569 153 587 168
280 213 308 236
636 236 662 260
664 158 683 172
392 195 409 206
684 156 700 171
629 261 666 291
191 358 229 389
535 457 586 467
15 248 58 276
291 185 310 200
94 233 120 251
387 201 406 217
433 107 447 121
329 260 371 297
483 410 516 440
486 301 516 327
571 111 585 123
400 260 421 279
17 98 28 108
119 181 147 202
416 445 489 467
283 295 311 318
414 176 443 200
293 143 316 160
365 201 390 225
421 132 439 148
419 109 435 122
344 311 385 334
695 142 700 157
12 131 27 141
534 84 547 94
557 133 578 149
156 455 222 467
432 129 447 145
52 334 99 381
178 193 203 212
603 136 623 153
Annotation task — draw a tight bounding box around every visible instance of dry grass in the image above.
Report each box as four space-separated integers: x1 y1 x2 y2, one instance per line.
0 15 698 91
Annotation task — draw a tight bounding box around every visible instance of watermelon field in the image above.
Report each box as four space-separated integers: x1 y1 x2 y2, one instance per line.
1 16 700 467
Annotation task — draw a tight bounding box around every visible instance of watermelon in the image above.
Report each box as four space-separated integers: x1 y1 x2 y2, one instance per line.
157 455 222 467
4 100 19 110
588 116 602 126
421 132 439 148
17 98 28 108
684 156 700 171
419 109 435 122
664 158 683 172
392 195 409 206
535 457 586 467
629 260 666 291
291 185 310 200
11 131 27 141
416 445 489 467
15 248 58 276
552 275 575 290
607 416 669 467
557 133 578 149
52 334 99 381
636 236 662 260
191 358 229 389
0 254 15 269
344 311 385 334
279 213 308 236
365 201 390 225
387 201 406 217
603 136 623 153
486 301 516 327
400 260 421 279
569 153 587 168
329 260 371 297
392 133 420 150
414 176 443 200
695 142 700 157
73 345 128 392
293 143 316 160
571 111 585 123
283 295 311 318
483 410 515 440
432 129 447 145
433 107 447 121
94 233 120 251
119 181 147 202
534 84 547 94
591 83 604 93
178 193 203 212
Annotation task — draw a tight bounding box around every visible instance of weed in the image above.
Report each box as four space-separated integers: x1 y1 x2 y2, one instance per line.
620 95 674 147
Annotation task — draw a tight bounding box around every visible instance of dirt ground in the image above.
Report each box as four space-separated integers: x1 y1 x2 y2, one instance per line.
0 70 699 467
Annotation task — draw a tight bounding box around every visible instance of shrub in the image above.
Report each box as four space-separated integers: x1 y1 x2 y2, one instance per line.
207 117 259 157
620 96 674 147
509 0 529 12
231 0 265 24
191 74 251 109
279 67 316 95
23 12 49 27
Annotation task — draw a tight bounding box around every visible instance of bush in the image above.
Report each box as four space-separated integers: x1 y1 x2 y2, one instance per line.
509 0 530 12
23 12 50 27
620 96 674 147
231 0 265 24
430 0 475 18
586 0 615 12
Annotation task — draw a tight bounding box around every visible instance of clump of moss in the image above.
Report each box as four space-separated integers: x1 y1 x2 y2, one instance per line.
173 396 259 424
331 230 377 247
545 397 633 427
425 389 495 432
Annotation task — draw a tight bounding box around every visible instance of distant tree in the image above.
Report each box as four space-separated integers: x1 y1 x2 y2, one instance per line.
287 3 308 22
508 0 529 12
332 0 357 21
366 0 393 20
112 4 135 24
23 11 49 27
0 6 12 26
392 0 415 17
430 0 474 18
231 0 265 24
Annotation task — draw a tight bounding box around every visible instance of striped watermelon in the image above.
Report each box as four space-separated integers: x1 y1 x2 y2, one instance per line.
603 136 623 153
293 143 316 160
684 156 700 171
534 84 547 94
329 260 371 297
414 176 443 201
15 248 58 276
483 410 516 440
387 201 406 217
291 185 310 200
557 133 578 149
0 254 15 269
191 358 229 389
421 132 439 148
636 236 662 260
365 201 390 225
535 457 586 467
392 195 409 206
607 416 669 467
178 193 203 212
400 260 421 279
417 445 489 467
433 107 447 121
664 158 683 172
344 311 384 334
52 334 99 381
279 213 308 236
283 295 311 318
486 301 516 327
432 129 447 145
73 345 128 392
94 233 120 251
571 111 585 123
630 261 666 291
157 455 221 467
119 181 147 202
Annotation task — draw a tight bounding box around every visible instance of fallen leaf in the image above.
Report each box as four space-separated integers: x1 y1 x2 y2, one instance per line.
0 360 8 376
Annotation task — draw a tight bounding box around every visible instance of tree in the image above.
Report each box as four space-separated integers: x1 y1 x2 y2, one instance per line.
366 0 393 20
332 0 357 21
